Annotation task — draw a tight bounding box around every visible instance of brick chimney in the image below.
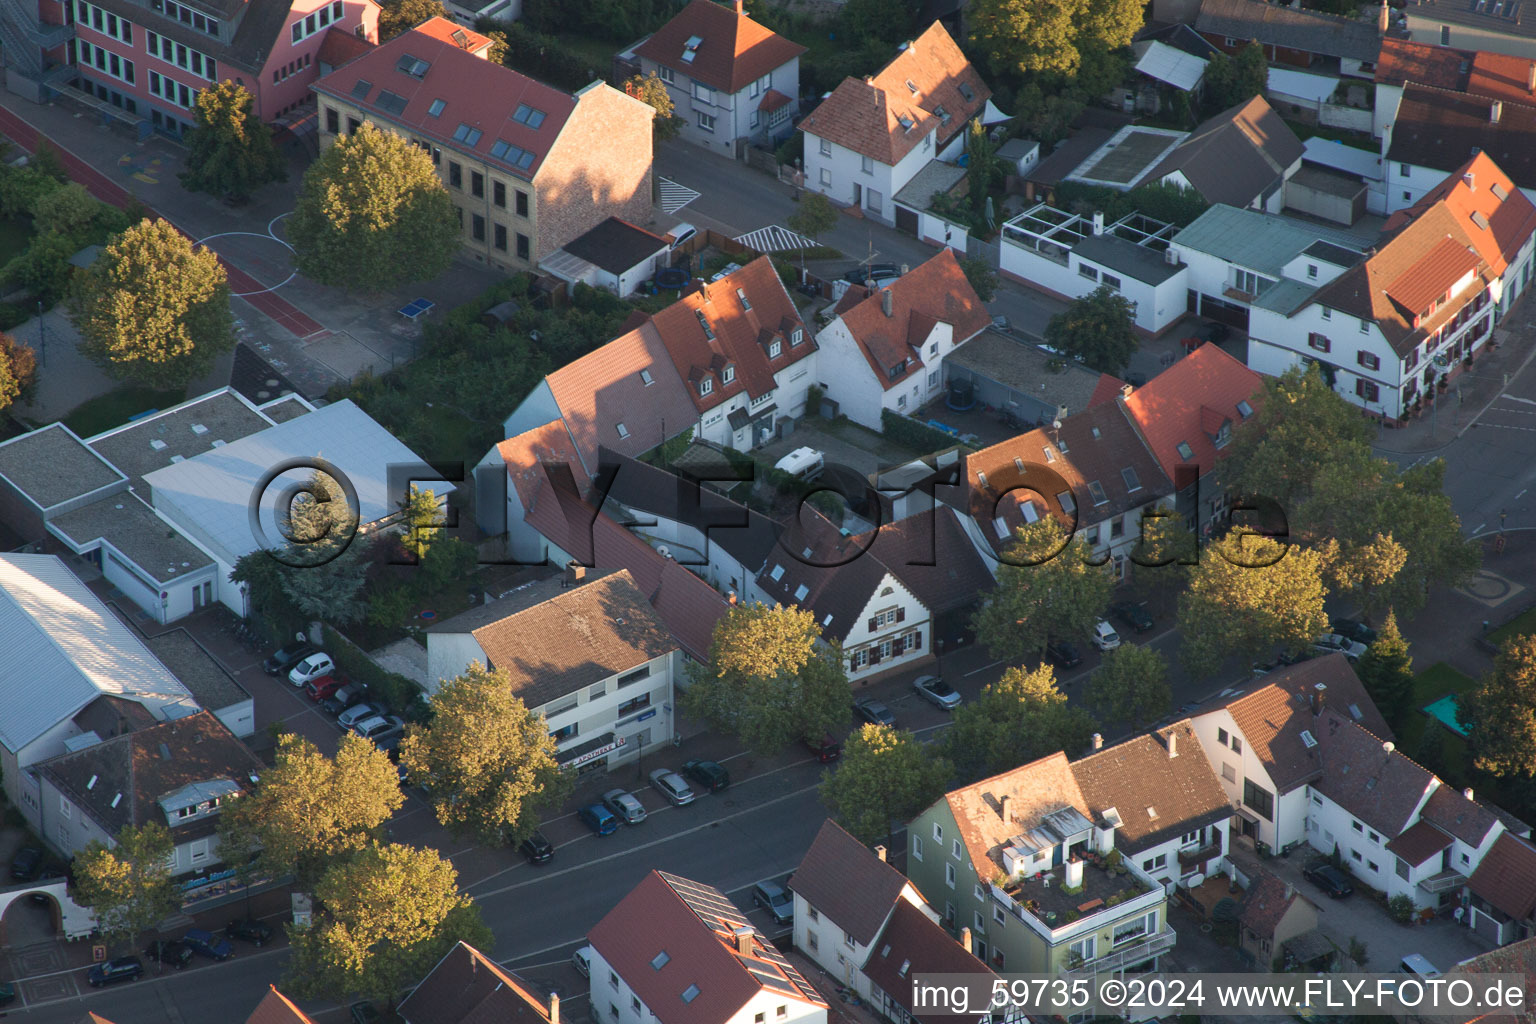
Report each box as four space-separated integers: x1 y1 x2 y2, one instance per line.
550 993 561 1024
1310 682 1327 716
874 844 887 862
1092 732 1103 750
1379 0 1390 33
999 794 1010 822
1166 731 1178 758
734 926 754 955
735 0 744 12
882 288 893 317
565 562 586 587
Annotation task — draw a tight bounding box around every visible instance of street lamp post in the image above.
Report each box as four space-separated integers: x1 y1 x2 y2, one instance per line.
36 300 45 368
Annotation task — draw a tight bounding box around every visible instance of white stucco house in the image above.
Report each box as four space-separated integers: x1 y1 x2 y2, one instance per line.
631 0 804 158
814 248 990 430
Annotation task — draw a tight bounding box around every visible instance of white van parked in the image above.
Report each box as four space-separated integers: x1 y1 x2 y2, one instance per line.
773 447 825 481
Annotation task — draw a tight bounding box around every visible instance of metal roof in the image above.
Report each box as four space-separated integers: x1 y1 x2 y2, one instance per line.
1173 204 1361 277
1135 40 1209 91
0 554 193 754
142 400 452 567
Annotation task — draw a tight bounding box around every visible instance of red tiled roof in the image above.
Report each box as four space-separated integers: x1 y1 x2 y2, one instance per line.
397 942 554 1024
499 420 583 509
1384 152 1536 279
756 508 893 643
759 88 792 112
1088 373 1129 408
246 986 316 1024
790 819 914 945
945 752 1092 882
649 256 812 415
1315 710 1437 837
589 871 826 1024
633 0 806 95
1385 820 1454 867
409 15 494 54
1418 782 1501 846
1468 50 1536 105
863 901 997 1022
800 22 989 163
1071 722 1232 852
1238 871 1303 938
544 322 700 475
1374 37 1472 90
1384 235 1483 313
313 17 576 181
1466 833 1536 922
1387 85 1536 192
1119 343 1263 482
830 249 990 391
316 26 374 69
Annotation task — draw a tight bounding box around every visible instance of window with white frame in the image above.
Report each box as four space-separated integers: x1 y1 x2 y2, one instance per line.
945 862 956 887
1112 910 1156 945
161 0 221 34
658 65 674 83
861 155 873 174
289 1 344 44
819 137 831 156
819 168 831 186
1069 936 1096 962
748 72 769 97
697 111 715 132
933 822 943 842
912 835 923 860
692 81 713 103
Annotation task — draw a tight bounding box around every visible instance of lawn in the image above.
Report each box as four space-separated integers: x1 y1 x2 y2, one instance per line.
62 386 186 438
0 217 34 265
1401 661 1476 786
1486 605 1536 649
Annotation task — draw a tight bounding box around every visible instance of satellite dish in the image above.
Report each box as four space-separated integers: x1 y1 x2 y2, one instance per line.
1051 420 1062 430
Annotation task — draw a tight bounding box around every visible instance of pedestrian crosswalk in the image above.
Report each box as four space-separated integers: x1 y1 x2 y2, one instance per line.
734 224 816 252
658 177 700 214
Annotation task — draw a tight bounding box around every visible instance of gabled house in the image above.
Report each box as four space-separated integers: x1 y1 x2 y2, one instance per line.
632 0 805 157
541 217 672 298
426 567 681 771
400 940 559 1024
35 710 261 879
650 257 817 450
1464 833 1536 946
906 753 1175 977
954 395 1174 583
800 22 990 226
588 870 828 1024
1145 97 1305 213
814 249 990 429
1070 724 1232 889
1235 871 1320 971
1370 39 1536 140
313 17 655 270
1383 85 1536 211
1118 343 1263 534
1193 0 1383 78
1247 159 1517 420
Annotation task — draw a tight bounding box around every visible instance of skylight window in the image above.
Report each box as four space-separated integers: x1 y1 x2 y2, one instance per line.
1301 730 1318 748
897 115 915 132
737 287 751 310
1057 490 1075 514
898 960 911 978
616 423 630 439
350 78 373 100
652 952 671 970
513 103 547 129
958 82 975 101
375 90 408 116
682 986 701 1004
1236 400 1254 419
794 584 809 601
1121 467 1141 492
696 309 715 340
1043 446 1055 463
640 369 654 386
1349 703 1363 720
452 123 483 146
770 564 785 581
427 98 445 117
1147 806 1158 819
1087 480 1108 505
395 54 429 77
905 78 918 94
1021 501 1039 523
1176 441 1195 461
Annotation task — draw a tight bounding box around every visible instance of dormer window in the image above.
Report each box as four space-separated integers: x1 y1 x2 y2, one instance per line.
1176 441 1194 461
723 365 735 384
1087 481 1108 505
898 115 915 132
1214 422 1231 448
934 104 950 124
700 377 713 396
792 328 803 346
769 340 781 357
695 309 715 340
905 79 918 94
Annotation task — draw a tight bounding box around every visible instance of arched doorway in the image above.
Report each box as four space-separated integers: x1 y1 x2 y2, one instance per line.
0 881 94 946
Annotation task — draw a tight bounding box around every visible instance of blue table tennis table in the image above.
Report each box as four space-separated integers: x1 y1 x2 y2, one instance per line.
398 297 435 321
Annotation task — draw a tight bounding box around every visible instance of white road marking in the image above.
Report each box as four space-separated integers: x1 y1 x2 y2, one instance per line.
658 177 700 215
734 224 815 252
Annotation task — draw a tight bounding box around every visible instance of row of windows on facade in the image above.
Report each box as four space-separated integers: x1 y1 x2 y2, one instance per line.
75 0 218 44
816 132 929 164
694 330 805 397
540 665 653 722
691 105 788 135
79 34 215 86
548 690 654 742
274 51 311 83
656 66 770 102
849 629 922 669
292 0 345 44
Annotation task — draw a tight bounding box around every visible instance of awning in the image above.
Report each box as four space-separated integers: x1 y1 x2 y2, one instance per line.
559 731 626 767
727 404 777 431
981 98 1011 125
1233 806 1261 823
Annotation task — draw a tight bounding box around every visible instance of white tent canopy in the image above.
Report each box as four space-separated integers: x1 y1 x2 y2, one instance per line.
981 98 1011 125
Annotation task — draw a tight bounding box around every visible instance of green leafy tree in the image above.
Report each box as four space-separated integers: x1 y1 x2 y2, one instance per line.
1 229 75 307
820 725 950 844
1044 285 1138 373
623 72 680 142
420 536 478 590
0 332 37 412
397 485 444 561
1205 42 1268 112
1127 503 1196 601
683 603 852 752
1085 644 1171 732
1176 533 1330 679
180 82 287 202
959 254 998 302
1464 635 1536 778
1354 611 1414 736
69 218 234 388
33 181 99 238
787 191 839 244
942 664 1098 780
277 536 371 626
284 842 493 1008
289 122 459 292
282 466 356 549
378 0 449 39
31 140 69 182
840 0 915 44
966 121 1002 225
968 0 1142 76
398 663 571 844
73 823 179 950
972 516 1115 664
217 732 403 886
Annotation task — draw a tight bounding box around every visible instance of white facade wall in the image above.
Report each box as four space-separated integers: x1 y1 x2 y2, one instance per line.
813 319 885 430
803 129 936 226
1404 16 1536 59
1374 82 1403 139
694 351 816 451
1190 709 1307 850
1248 300 1408 416
645 57 801 153
999 237 1188 332
1305 787 1429 901
839 573 930 680
1383 157 1459 213
792 886 930 995
590 944 826 1024
1127 821 1230 890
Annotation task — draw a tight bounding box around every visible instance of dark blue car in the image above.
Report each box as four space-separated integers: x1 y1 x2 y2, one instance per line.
182 927 234 961
578 803 619 836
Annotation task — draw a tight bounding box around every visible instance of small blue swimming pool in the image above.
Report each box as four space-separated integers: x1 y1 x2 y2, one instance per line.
1422 694 1469 737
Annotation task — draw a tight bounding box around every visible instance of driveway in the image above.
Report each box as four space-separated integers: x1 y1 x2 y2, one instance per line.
758 417 885 477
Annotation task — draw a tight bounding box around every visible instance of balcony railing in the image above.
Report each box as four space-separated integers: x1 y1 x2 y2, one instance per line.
1417 870 1466 894
1177 842 1220 867
1061 928 1177 979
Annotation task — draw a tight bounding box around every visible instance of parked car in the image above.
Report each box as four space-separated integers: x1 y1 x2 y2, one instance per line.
1396 954 1441 977
649 768 696 806
913 674 961 710
1303 863 1355 898
1045 640 1083 669
0 981 14 1006
337 700 387 730
666 222 696 251
9 846 41 882
1110 601 1155 633
1091 620 1122 651
572 945 593 978
1332 618 1378 646
305 675 343 703
578 803 619 836
263 641 316 676
602 789 648 824
225 918 274 947
351 715 405 744
520 830 554 864
182 928 234 961
321 681 369 716
1314 634 1367 660
1188 321 1231 346
683 759 730 792
287 652 335 687
853 698 896 728
803 734 841 762
752 881 794 925
144 939 193 970
88 956 143 987
843 262 899 285
1277 647 1317 666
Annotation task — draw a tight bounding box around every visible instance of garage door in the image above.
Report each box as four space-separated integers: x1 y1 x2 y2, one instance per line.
895 204 919 236
1471 907 1502 945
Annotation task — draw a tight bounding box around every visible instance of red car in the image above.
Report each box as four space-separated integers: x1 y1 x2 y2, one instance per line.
804 735 841 763
306 675 343 703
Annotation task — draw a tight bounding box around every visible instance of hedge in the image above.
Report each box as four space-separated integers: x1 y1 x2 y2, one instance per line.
322 624 431 723
881 409 976 454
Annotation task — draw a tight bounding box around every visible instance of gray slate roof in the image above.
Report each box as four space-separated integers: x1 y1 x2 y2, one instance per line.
1075 233 1184 285
1148 96 1305 209
1195 0 1383 62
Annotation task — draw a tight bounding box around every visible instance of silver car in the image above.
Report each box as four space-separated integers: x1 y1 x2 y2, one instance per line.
338 701 386 730
913 674 961 710
649 768 695 806
351 715 404 743
1314 634 1367 660
602 789 648 825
